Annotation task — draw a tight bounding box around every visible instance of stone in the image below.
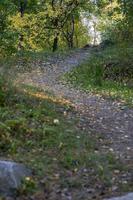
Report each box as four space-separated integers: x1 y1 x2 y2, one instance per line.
0 160 31 197
104 193 133 200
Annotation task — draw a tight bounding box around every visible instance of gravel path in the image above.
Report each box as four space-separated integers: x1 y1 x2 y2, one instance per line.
16 48 133 162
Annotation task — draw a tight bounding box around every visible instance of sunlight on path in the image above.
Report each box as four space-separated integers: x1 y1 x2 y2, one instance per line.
25 90 72 106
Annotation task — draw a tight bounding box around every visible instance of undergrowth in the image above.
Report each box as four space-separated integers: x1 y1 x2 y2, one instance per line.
65 45 133 105
0 49 133 198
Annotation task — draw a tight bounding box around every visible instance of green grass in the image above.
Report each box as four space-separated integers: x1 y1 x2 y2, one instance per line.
0 48 76 69
0 51 133 198
64 45 133 105
0 77 132 198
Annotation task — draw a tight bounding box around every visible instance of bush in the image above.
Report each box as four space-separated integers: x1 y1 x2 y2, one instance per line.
102 20 133 44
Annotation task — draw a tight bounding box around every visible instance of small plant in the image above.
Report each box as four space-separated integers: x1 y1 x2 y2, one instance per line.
93 60 104 86
17 177 37 196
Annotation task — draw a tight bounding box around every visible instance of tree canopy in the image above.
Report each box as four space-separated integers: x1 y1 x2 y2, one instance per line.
0 0 133 55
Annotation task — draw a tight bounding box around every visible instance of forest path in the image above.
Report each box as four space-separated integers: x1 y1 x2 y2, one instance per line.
16 48 133 163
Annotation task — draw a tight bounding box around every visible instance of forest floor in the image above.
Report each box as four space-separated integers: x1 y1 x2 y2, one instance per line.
1 47 133 199
15 47 133 162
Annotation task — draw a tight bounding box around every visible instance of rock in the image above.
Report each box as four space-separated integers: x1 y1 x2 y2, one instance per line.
0 160 31 197
104 193 133 200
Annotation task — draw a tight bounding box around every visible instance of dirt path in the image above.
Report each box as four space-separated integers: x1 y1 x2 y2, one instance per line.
16 48 133 163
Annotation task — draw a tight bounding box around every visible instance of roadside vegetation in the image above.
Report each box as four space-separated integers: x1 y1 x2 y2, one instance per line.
0 68 132 198
65 44 133 105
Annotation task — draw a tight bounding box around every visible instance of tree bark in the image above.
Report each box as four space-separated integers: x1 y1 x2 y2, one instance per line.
69 15 74 48
18 0 27 50
63 15 75 49
53 33 59 52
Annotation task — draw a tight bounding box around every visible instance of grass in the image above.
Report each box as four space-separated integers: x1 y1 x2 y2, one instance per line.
0 78 131 198
0 51 133 198
0 48 76 69
64 45 133 105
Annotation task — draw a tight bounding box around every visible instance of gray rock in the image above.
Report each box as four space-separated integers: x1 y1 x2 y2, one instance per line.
104 193 133 200
0 160 31 197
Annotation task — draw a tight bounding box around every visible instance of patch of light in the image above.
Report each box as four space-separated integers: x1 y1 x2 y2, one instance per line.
82 15 101 45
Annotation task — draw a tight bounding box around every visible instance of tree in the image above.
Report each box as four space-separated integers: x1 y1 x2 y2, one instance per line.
0 0 16 56
12 0 39 49
2 0 112 54
44 0 82 51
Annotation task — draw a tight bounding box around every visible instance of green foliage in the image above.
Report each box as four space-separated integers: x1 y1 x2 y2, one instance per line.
99 0 133 42
0 0 92 55
65 45 133 105
0 0 133 55
17 177 37 195
0 0 17 56
0 53 132 197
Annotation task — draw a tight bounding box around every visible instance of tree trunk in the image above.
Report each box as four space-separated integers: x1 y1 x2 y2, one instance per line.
93 21 97 46
70 15 74 48
70 38 74 48
75 33 78 48
18 34 24 50
64 15 75 49
53 33 59 52
18 0 27 50
67 37 74 49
